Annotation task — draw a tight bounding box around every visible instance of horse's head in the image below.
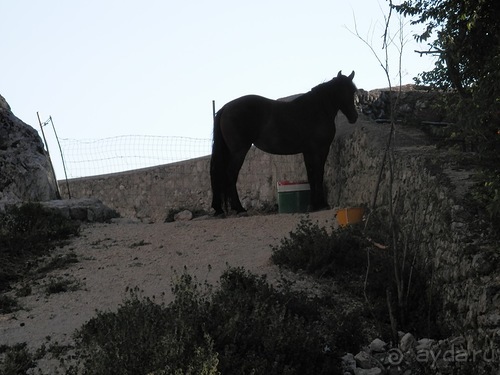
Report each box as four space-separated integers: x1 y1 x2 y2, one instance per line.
335 70 358 124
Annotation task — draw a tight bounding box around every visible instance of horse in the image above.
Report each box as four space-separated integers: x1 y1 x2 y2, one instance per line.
210 70 358 216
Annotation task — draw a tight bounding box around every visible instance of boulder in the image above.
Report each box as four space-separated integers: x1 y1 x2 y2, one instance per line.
174 209 193 221
354 351 376 369
341 353 357 372
0 94 58 206
369 338 387 353
41 197 119 222
399 332 417 353
416 338 435 351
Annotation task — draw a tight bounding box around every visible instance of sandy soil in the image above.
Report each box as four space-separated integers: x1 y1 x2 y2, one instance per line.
0 210 339 351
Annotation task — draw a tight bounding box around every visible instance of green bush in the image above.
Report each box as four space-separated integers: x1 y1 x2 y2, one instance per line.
271 217 367 277
0 295 19 314
0 203 80 294
0 343 36 375
67 286 217 375
471 169 500 231
63 268 363 375
207 268 340 375
44 276 81 295
271 215 445 339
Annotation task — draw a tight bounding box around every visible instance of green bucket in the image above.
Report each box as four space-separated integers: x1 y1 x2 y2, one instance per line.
277 181 311 213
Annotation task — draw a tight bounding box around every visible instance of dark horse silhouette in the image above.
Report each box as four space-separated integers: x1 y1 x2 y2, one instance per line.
210 71 358 216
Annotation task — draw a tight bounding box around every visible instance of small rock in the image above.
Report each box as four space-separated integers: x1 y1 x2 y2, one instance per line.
416 338 435 351
174 209 193 221
400 332 416 353
342 353 357 372
355 351 376 369
369 338 387 353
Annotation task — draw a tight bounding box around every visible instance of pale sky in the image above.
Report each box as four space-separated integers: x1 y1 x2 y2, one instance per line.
1 1 435 177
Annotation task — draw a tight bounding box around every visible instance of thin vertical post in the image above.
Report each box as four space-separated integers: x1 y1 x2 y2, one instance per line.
212 100 216 121
37 112 61 199
49 116 72 199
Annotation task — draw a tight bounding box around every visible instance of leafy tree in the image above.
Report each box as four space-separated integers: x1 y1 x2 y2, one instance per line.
392 0 500 152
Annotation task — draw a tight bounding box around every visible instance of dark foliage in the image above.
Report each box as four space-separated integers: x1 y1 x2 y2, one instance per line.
0 203 80 295
272 216 444 339
393 0 500 154
65 268 365 375
0 343 36 375
271 217 367 277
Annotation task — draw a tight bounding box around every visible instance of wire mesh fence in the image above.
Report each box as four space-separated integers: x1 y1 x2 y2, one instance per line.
58 135 212 178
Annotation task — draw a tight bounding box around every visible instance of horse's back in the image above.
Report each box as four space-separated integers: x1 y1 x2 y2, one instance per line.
219 94 313 155
218 95 277 143
223 95 276 116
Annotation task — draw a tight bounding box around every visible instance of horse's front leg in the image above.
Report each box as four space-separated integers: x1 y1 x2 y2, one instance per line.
303 150 329 211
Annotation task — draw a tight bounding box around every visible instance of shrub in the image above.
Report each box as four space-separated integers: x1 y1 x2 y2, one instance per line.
67 285 218 375
0 203 80 293
271 216 367 277
471 169 500 232
0 343 36 375
0 294 19 314
271 215 444 339
44 276 82 295
36 252 79 275
62 268 363 375
207 267 340 375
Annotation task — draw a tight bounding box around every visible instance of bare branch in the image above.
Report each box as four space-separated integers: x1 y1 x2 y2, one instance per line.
415 49 442 55
346 15 388 78
382 0 393 50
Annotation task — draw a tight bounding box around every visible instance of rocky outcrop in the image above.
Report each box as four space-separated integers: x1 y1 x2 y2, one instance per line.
357 85 452 124
0 94 59 207
41 197 119 222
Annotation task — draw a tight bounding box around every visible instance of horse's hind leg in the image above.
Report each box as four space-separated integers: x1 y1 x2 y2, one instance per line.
227 148 249 214
211 191 225 217
210 156 226 216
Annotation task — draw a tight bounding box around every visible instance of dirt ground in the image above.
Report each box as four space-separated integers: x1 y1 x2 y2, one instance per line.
0 209 339 352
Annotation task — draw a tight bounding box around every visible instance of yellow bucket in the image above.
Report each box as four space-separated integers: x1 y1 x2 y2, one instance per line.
336 207 365 227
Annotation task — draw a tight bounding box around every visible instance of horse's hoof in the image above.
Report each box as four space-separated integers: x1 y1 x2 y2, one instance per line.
213 210 226 218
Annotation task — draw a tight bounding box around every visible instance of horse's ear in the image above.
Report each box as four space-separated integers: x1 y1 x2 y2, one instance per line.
348 71 355 80
337 70 342 77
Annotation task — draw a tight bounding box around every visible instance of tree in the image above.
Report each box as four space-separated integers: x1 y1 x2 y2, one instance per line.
392 0 500 151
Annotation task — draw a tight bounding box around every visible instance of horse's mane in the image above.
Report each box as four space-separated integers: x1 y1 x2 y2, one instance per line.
307 78 340 102
311 76 346 92
280 75 355 104
310 75 357 98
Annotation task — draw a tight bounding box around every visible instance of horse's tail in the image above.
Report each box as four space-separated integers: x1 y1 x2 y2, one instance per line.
210 106 229 214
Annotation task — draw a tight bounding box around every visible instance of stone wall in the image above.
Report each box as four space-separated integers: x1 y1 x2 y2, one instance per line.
59 113 498 362
58 134 311 222
327 118 499 367
57 115 377 222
